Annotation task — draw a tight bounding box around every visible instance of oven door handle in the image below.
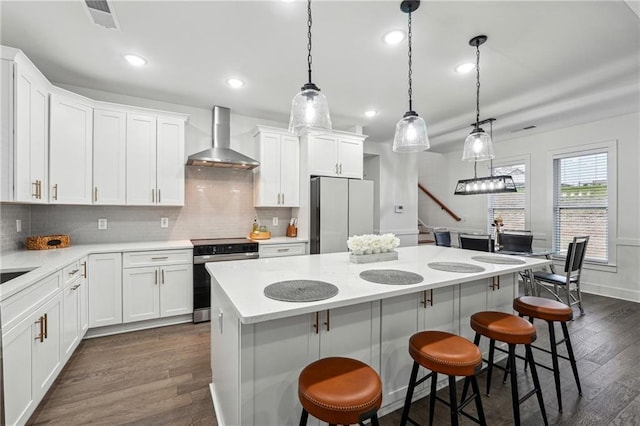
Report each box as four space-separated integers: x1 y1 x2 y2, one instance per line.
193 253 259 264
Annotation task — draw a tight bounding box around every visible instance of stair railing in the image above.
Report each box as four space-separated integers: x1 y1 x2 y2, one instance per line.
418 183 462 222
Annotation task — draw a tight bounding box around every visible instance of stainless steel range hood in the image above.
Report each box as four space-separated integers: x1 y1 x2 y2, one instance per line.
187 106 259 170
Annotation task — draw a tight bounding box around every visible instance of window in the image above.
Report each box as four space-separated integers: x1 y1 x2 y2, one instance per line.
488 163 526 233
553 152 608 262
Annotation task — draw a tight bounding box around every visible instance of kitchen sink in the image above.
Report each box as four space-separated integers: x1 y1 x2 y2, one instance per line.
0 269 34 284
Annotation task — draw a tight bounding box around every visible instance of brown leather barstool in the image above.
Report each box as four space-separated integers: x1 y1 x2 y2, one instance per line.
462 311 548 426
514 296 582 412
298 357 382 426
400 331 486 426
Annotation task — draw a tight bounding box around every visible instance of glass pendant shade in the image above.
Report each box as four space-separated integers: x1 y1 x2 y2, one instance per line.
288 83 332 134
462 128 494 161
393 111 430 153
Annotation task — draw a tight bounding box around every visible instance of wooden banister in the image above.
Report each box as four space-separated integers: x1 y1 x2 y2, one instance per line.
418 183 462 222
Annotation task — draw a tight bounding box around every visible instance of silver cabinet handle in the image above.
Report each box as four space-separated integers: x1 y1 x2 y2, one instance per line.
151 256 169 260
161 269 165 284
277 248 290 252
158 189 161 204
218 310 224 334
71 283 81 290
339 164 342 174
282 193 284 204
94 187 98 202
33 181 39 198
82 261 87 278
154 270 158 285
152 189 155 203
52 184 58 200
69 269 80 275
335 163 339 174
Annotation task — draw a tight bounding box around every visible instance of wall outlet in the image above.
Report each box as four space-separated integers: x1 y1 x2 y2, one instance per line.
98 218 108 230
272 217 278 226
16 219 22 233
161 218 169 228
394 205 404 213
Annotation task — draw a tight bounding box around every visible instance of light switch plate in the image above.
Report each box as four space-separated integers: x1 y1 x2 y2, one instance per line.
16 219 21 233
98 218 108 230
272 217 278 226
161 218 169 228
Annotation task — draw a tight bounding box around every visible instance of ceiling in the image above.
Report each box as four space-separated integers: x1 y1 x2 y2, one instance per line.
1 1 638 151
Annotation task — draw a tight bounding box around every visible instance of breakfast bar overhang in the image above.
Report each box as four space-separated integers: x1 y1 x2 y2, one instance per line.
206 245 551 426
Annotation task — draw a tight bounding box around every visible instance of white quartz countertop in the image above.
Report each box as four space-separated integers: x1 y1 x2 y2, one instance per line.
206 245 551 325
0 240 192 301
250 236 308 245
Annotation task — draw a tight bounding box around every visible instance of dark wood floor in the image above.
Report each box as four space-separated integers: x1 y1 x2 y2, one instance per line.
29 292 640 425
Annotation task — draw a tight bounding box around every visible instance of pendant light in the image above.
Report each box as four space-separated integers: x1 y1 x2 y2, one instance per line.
392 0 430 153
454 118 516 195
288 0 331 134
461 35 494 161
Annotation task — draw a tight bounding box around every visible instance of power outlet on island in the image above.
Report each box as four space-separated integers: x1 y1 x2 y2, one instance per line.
161 218 169 228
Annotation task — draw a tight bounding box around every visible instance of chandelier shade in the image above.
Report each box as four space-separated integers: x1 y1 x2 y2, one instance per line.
462 127 494 161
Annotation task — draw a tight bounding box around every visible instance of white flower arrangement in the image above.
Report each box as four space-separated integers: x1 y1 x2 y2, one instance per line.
347 233 400 255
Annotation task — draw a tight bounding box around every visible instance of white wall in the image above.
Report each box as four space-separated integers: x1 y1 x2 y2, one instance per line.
364 141 420 247
418 112 640 301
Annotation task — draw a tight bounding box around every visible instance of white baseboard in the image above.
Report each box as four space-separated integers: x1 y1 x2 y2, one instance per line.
582 282 640 303
84 314 193 338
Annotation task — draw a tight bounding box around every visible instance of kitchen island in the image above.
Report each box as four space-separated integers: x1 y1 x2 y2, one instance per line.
207 244 550 426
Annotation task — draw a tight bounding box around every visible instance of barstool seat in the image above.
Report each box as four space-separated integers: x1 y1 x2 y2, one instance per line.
470 311 536 344
298 357 382 425
514 296 573 322
514 296 581 413
401 331 486 426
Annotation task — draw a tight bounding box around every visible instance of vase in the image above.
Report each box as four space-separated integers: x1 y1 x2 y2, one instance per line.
349 251 398 264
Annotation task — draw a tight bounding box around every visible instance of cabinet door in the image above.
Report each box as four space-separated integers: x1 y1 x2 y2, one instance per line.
319 302 380 369
1 59 14 201
3 312 36 426
338 136 363 179
126 114 157 205
79 257 89 335
308 134 338 177
93 108 126 205
61 279 81 361
88 253 123 328
380 293 421 406
14 59 49 203
159 263 192 317
253 133 281 206
156 117 185 206
49 93 93 204
33 293 63 401
487 274 516 313
279 135 300 206
459 280 489 348
123 266 160 323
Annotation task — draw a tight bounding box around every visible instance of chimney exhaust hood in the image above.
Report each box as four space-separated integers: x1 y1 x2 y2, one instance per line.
187 106 259 170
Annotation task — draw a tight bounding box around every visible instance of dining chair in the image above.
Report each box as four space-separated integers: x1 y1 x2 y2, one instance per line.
499 232 533 253
433 229 452 247
458 234 493 252
533 236 589 314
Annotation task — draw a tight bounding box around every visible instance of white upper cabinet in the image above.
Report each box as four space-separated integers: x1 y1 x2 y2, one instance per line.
156 117 185 206
303 130 366 179
253 126 299 207
49 91 93 204
93 108 126 205
1 50 50 203
126 114 185 206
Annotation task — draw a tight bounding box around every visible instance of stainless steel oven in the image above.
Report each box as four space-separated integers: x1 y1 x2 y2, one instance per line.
191 238 259 323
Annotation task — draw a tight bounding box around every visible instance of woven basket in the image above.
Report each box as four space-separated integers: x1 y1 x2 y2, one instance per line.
26 234 71 250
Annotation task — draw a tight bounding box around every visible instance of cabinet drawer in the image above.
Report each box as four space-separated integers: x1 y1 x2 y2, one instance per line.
2 271 61 331
62 260 81 285
259 243 306 258
123 249 192 268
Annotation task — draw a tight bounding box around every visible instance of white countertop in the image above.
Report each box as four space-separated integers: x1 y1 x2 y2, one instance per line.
250 236 308 245
0 240 192 301
206 244 551 325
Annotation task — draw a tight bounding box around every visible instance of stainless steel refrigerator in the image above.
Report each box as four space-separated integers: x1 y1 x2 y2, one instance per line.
310 177 374 254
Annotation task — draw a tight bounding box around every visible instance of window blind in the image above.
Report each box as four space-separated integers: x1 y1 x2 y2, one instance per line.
488 164 526 232
553 152 608 262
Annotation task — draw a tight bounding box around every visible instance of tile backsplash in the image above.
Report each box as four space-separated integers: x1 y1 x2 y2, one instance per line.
1 167 293 251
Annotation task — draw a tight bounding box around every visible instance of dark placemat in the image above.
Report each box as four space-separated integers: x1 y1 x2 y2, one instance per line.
471 255 526 265
428 262 486 273
263 280 339 302
359 269 424 285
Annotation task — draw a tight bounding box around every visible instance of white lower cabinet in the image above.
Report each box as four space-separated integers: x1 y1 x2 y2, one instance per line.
122 250 192 323
61 274 81 361
88 253 123 328
258 242 306 258
79 257 89 334
3 290 62 426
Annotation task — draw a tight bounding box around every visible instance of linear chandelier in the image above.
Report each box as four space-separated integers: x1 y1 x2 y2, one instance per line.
454 118 516 195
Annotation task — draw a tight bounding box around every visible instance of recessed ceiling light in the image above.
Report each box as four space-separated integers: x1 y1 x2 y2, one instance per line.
383 30 405 45
124 54 146 67
365 110 377 118
226 78 245 89
455 62 475 73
